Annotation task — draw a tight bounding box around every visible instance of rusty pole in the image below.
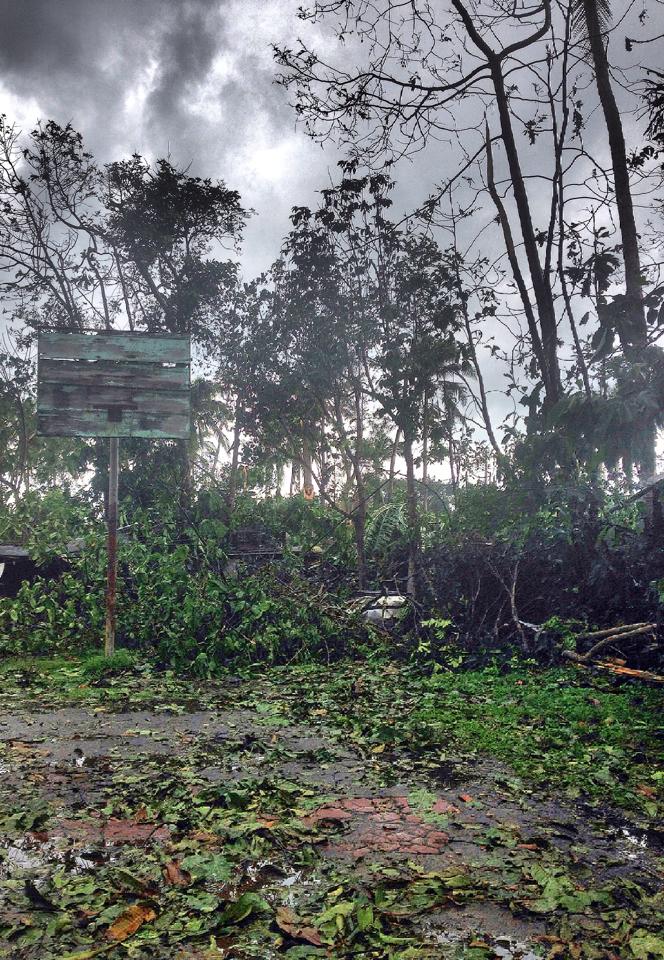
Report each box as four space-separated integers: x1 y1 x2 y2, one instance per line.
104 437 119 656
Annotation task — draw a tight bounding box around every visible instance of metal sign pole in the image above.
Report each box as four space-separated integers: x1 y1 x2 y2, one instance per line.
104 437 119 656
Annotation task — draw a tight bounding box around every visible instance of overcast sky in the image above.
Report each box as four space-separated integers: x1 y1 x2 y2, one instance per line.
2 0 662 448
0 0 353 277
2 0 658 278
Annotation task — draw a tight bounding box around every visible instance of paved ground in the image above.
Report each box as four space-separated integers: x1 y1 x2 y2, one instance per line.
0 670 661 958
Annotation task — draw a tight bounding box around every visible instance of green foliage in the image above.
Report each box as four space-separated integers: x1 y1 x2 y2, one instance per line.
421 475 663 652
0 489 95 558
365 495 409 568
0 512 371 671
81 649 137 681
286 661 663 818
231 493 357 576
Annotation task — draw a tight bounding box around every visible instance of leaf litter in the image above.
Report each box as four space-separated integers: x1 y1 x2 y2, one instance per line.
0 657 661 958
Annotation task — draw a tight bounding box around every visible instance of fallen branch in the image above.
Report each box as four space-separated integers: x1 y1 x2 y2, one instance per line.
574 622 651 642
573 661 664 684
562 624 657 664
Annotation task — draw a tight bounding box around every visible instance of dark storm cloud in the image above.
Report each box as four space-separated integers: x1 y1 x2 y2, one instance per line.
143 2 224 154
0 0 332 275
0 0 164 124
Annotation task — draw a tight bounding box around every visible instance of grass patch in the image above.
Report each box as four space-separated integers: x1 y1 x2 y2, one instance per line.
277 661 663 820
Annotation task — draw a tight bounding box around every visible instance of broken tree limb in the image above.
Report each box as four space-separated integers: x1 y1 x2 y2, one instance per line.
562 624 657 663
574 622 651 642
575 661 664 684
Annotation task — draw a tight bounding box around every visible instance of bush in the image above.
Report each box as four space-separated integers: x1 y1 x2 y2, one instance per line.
0 515 373 672
82 649 137 680
419 476 664 660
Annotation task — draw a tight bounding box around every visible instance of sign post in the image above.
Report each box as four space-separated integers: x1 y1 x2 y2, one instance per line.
105 437 119 656
37 330 191 655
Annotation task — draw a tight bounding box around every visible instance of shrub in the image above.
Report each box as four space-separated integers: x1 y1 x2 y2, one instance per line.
0 517 372 672
82 649 137 680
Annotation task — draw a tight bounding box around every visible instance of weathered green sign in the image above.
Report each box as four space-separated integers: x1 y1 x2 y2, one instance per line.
37 331 191 439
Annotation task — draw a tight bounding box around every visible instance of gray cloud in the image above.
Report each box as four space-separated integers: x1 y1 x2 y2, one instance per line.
0 0 338 275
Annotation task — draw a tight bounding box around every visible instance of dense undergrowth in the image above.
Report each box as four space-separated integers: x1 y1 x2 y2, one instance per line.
0 505 372 672
1 477 664 684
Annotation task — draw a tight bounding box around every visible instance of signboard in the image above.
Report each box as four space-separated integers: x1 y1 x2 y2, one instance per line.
37 331 191 439
37 329 192 658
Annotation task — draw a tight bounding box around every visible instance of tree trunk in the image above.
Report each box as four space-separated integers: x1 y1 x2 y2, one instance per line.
422 392 430 512
485 125 548 394
403 434 420 599
302 438 314 498
352 384 367 589
388 427 401 498
489 61 561 407
582 0 646 352
452 0 560 407
318 419 328 500
581 0 654 476
448 429 458 499
178 438 192 513
289 461 300 496
226 395 242 517
452 240 505 463
352 508 367 590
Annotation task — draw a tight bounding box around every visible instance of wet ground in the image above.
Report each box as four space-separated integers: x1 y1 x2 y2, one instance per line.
0 666 662 958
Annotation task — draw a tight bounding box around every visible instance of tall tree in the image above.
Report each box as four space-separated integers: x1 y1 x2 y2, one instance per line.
0 118 248 506
573 0 647 354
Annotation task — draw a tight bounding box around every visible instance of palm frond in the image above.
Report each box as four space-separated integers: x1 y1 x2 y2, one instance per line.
570 0 613 56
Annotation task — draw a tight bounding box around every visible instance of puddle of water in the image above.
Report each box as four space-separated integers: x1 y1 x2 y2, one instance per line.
427 761 468 788
619 827 650 861
601 819 663 862
423 923 539 959
1 835 112 878
4 844 43 871
420 903 545 956
280 872 301 887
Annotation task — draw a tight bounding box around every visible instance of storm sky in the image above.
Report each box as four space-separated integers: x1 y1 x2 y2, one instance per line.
0 0 351 277
2 0 663 442
2 0 659 278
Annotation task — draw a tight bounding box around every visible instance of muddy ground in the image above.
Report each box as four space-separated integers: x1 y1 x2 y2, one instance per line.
0 665 662 959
